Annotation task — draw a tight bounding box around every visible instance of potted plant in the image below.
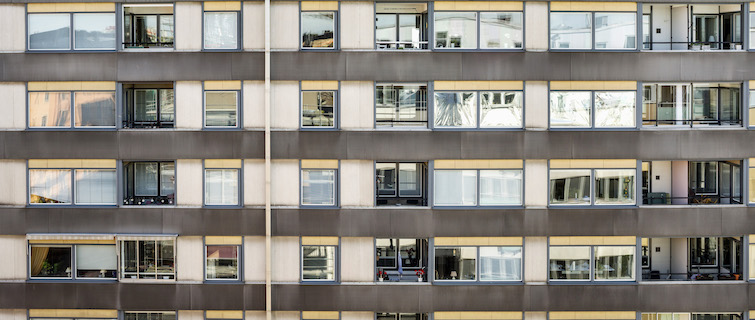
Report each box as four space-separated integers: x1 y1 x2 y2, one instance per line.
377 270 386 282
415 269 425 282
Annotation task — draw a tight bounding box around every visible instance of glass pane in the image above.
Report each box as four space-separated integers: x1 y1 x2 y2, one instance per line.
301 91 335 127
434 247 477 280
76 245 117 278
29 92 72 127
549 246 590 279
594 169 635 205
75 169 117 205
160 89 175 122
690 237 717 266
73 13 116 50
302 245 336 280
399 163 422 196
594 13 636 49
160 162 176 197
205 169 239 205
750 167 755 203
550 12 592 49
134 89 158 122
480 12 523 49
122 240 137 275
205 91 238 127
376 163 397 196
398 238 421 268
690 161 717 194
480 91 523 128
375 84 427 127
29 169 72 204
434 170 478 206
135 162 159 196
159 15 174 45
302 169 336 205
595 91 636 127
204 12 238 49
156 240 175 278
74 91 116 127
480 170 522 205
549 169 591 205
692 86 718 122
134 15 158 45
434 92 477 127
30 246 72 278
434 12 477 49
376 14 397 47
139 240 156 278
206 245 239 279
301 12 335 48
550 91 591 127
376 238 397 268
29 13 71 50
399 14 423 48
479 246 522 280
594 246 635 280
750 13 755 49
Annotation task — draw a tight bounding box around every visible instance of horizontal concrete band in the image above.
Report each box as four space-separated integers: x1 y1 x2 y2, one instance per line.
0 0 747 3
3 130 755 160
2 52 755 81
1 206 753 237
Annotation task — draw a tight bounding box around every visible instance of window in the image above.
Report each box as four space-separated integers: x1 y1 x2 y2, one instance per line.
28 12 116 51
29 243 117 279
434 169 522 206
205 90 239 128
377 314 428 320
206 244 240 280
123 84 175 128
204 6 240 50
123 4 174 48
643 314 742 320
120 238 176 280
549 245 635 281
375 3 429 50
434 241 523 282
376 83 428 128
124 312 176 320
301 86 336 128
29 165 117 206
550 11 636 50
301 239 338 281
301 169 337 206
690 237 717 266
376 162 428 206
749 159 755 204
29 89 117 129
550 90 636 128
204 160 242 206
434 89 523 128
550 164 637 206
376 238 429 282
123 161 175 205
301 11 336 49
435 11 522 49
643 83 741 127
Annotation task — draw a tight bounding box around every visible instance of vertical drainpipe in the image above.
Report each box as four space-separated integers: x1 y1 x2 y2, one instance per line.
264 0 272 318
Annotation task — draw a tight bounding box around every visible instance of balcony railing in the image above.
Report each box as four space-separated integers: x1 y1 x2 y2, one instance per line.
643 41 743 51
644 194 742 205
642 271 742 281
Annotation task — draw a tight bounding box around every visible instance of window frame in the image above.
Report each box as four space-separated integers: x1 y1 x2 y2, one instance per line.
433 10 525 51
122 160 176 206
375 238 429 282
121 4 176 50
432 89 525 130
28 242 119 281
374 2 430 50
203 161 243 208
202 5 242 51
548 243 637 282
642 82 743 127
203 88 241 129
300 88 338 130
375 161 429 206
374 82 430 129
119 238 177 281
549 10 639 51
300 9 339 50
123 311 177 320
432 168 524 208
548 166 638 207
204 242 243 282
549 89 638 129
27 88 118 130
27 11 118 52
300 243 340 283
689 237 719 267
300 166 339 208
28 166 118 207
432 244 524 283
122 84 176 129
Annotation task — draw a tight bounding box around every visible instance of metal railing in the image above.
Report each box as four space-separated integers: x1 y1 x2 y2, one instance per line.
642 271 742 281
376 41 429 50
643 41 743 50
644 194 742 205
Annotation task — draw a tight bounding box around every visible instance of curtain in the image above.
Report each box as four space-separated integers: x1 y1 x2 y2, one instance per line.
30 246 50 276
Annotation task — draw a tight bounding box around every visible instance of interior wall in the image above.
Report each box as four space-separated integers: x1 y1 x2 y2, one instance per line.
671 5 689 50
649 5 672 50
650 161 672 194
671 161 688 204
649 238 671 277
670 237 688 280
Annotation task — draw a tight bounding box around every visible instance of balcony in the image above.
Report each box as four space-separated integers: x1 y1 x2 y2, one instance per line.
641 160 743 205
641 237 743 281
642 83 742 128
642 4 743 51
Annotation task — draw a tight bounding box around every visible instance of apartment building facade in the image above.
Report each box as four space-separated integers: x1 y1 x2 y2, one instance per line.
1 1 755 320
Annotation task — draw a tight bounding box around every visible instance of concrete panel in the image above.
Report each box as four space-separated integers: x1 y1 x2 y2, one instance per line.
342 312 374 320
524 236 547 283
244 159 265 206
273 312 300 320
340 237 373 282
0 5 24 52
177 236 204 282
525 2 548 51
0 160 26 206
244 236 266 282
246 311 266 320
243 1 265 50
340 81 374 130
650 161 672 194
525 312 546 320
524 160 547 207
341 1 375 49
177 159 204 206
524 81 548 130
0 310 26 320
272 236 300 282
0 236 26 280
272 81 300 129
272 159 299 206
175 2 203 51
0 83 25 129
243 80 265 129
340 160 373 207
271 2 299 50
178 310 203 320
175 81 203 129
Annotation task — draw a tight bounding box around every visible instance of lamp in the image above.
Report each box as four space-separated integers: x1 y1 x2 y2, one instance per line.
65 267 71 277
100 269 107 278
450 271 457 280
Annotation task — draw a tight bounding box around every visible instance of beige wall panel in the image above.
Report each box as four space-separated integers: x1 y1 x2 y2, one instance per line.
524 81 548 130
0 5 25 52
272 160 300 206
244 2 265 50
342 312 374 320
245 311 266 320
177 236 203 282
340 160 373 207
0 310 27 320
244 236 266 282
178 311 204 320
524 237 547 283
176 159 203 206
341 1 375 49
524 160 547 207
524 313 547 320
340 81 375 129
272 236 300 282
0 160 26 206
272 81 300 129
175 81 203 129
0 83 25 129
244 159 265 206
340 237 374 282
273 312 301 320
525 2 548 51
0 236 26 280
271 2 299 49
175 2 202 51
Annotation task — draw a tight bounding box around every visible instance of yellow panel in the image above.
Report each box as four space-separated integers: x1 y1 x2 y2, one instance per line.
206 311 244 319
433 1 456 10
550 81 636 91
603 159 637 168
205 159 243 168
603 236 637 245
434 1 522 11
603 312 637 320
27 2 115 12
550 159 635 169
81 159 117 168
750 168 755 204
435 81 523 91
204 1 242 11
437 237 522 246
550 236 635 246
641 162 649 171
29 239 116 244
641 238 648 246
454 1 490 10
549 312 577 320
301 236 339 246
487 2 523 11
302 311 340 320
301 1 338 11
434 160 523 169
434 237 458 246
550 2 635 11
301 81 339 91
488 81 524 90
301 159 339 169
27 81 115 91
487 237 523 246
29 310 118 318
205 236 243 245
751 3 755 11
749 108 755 126
31 159 117 168
205 81 242 90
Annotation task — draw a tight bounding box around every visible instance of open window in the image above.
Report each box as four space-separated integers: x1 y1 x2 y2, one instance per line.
376 162 427 206
375 3 428 50
122 83 175 128
123 4 174 49
119 236 176 280
642 83 741 127
644 4 743 50
642 160 742 205
376 238 428 282
123 161 175 205
642 237 743 281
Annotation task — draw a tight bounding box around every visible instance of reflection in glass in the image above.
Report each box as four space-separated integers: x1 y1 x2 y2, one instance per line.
74 92 116 127
434 12 477 49
595 91 636 127
301 12 335 48
480 170 522 205
594 13 636 49
376 163 397 197
159 15 174 44
28 13 71 50
376 14 398 45
550 12 592 49
205 91 238 127
399 14 423 48
376 84 428 127
595 169 635 205
549 246 590 279
435 247 477 280
135 162 159 196
594 246 635 280
302 245 336 280
76 244 117 278
30 246 72 278
205 169 239 205
123 5 174 48
480 246 522 280
690 161 717 194
480 91 523 128
135 90 158 122
480 12 523 49
399 163 422 196
301 91 335 127
376 238 398 268
74 13 116 49
204 12 238 49
434 92 476 127
751 13 755 49
206 245 239 279
690 237 717 266
549 169 591 205
134 15 157 45
75 169 117 204
302 169 336 205
29 169 72 204
29 92 72 127
434 170 478 206
550 91 591 127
